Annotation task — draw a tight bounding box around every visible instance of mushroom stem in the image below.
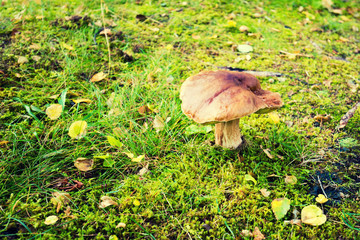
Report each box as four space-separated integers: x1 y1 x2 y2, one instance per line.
215 119 242 149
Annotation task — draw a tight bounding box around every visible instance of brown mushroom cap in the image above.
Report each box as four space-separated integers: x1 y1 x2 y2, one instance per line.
180 70 283 123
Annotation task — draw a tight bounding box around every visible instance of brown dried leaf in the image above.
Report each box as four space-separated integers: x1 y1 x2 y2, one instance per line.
253 227 265 240
90 72 107 82
99 196 118 208
314 114 331 123
74 158 94 172
260 188 271 197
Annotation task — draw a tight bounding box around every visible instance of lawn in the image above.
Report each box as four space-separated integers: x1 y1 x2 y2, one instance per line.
0 0 359 239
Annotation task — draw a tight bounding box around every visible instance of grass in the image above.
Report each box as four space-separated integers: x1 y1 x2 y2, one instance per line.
0 0 359 239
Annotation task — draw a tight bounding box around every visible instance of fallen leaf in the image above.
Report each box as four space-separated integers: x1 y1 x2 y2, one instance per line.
285 175 297 185
29 43 41 50
284 219 302 227
322 0 333 9
0 140 10 146
46 104 62 120
226 20 236 28
133 199 140 206
51 192 72 213
253 227 265 240
185 124 212 136
138 163 149 176
103 157 115 167
239 25 249 32
244 174 257 185
150 27 160 32
268 112 280 123
338 102 360 129
315 194 328 204
109 235 118 240
107 136 123 148
132 155 144 163
271 198 291 220
260 145 274 159
116 222 126 228
260 188 271 197
44 215 58 225
31 55 41 61
314 114 331 123
347 80 358 93
18 56 29 64
153 115 165 132
301 205 327 226
61 42 74 51
90 72 107 82
237 44 253 53
99 196 118 208
74 158 94 172
100 28 112 35
241 230 253 237
123 152 144 162
138 105 152 115
68 120 87 139
72 99 92 104
191 34 200 40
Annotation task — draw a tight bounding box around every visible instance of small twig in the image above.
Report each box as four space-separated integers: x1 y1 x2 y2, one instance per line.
317 175 328 199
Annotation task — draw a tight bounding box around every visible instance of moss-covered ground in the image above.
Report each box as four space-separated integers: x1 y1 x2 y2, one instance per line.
0 0 359 239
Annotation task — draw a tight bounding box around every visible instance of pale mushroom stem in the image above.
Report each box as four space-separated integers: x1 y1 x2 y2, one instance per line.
214 119 242 149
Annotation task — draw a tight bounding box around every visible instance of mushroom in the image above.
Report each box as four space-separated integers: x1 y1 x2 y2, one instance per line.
180 70 283 149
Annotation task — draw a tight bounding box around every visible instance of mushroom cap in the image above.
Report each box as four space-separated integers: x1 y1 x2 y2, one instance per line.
180 70 283 124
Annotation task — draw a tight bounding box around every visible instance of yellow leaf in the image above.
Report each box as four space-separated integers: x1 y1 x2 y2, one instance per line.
68 121 87 139
74 158 94 172
44 215 58 225
133 199 140 206
226 20 237 28
99 196 118 208
72 99 92 104
301 205 327 226
315 194 328 204
244 174 257 185
109 235 118 240
271 198 291 220
61 42 74 50
153 115 165 132
46 104 62 120
18 56 29 64
268 112 280 123
165 44 173 50
132 155 144 163
122 152 134 159
123 152 144 162
34 0 41 4
90 72 107 82
116 222 126 228
0 140 10 146
107 136 123 148
285 175 297 185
